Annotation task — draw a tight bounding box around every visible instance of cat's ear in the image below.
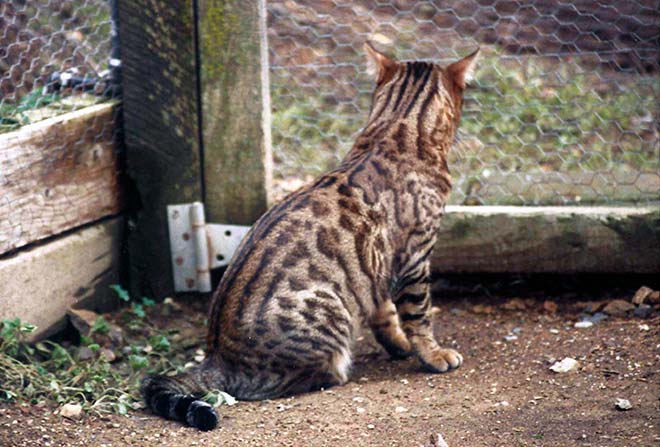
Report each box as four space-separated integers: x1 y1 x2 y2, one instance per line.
364 41 397 84
446 48 479 89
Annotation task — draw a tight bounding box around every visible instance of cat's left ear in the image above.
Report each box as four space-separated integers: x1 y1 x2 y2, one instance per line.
446 48 480 90
364 41 398 84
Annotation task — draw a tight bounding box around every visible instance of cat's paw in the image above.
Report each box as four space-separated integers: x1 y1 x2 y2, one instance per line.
419 348 463 373
374 330 413 360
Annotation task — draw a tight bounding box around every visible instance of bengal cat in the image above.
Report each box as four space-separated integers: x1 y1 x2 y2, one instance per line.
142 42 479 430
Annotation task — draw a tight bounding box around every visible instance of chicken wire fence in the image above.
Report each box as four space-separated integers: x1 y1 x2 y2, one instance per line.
0 0 119 133
267 0 660 206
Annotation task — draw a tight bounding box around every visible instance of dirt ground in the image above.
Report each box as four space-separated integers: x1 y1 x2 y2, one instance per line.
1 276 658 447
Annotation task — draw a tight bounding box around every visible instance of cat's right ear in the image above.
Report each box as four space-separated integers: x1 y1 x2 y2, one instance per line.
365 42 397 85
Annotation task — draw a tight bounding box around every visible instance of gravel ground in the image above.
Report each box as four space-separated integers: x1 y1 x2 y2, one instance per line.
1 279 658 447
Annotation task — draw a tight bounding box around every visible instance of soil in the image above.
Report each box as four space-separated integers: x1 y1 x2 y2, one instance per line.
1 276 659 447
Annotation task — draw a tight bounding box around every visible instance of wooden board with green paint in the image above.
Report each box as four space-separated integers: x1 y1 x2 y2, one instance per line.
198 0 272 225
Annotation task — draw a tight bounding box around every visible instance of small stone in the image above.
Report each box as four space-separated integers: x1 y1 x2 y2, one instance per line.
614 398 632 411
504 335 518 342
100 349 116 362
400 379 409 385
549 357 579 373
602 299 635 317
471 304 494 315
367 424 375 430
649 291 660 304
394 406 408 413
356 407 366 414
631 286 655 305
77 347 94 361
639 324 650 331
633 304 652 319
502 298 526 311
574 321 593 329
583 312 608 324
542 300 558 314
67 309 100 337
59 403 82 420
549 328 560 334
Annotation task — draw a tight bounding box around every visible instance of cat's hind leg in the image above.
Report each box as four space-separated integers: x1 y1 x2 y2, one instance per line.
395 264 463 373
370 299 413 359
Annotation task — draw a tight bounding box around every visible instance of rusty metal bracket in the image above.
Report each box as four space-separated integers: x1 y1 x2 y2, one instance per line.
167 202 251 292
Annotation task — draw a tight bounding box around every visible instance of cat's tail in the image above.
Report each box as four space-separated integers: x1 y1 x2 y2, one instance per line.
140 361 226 431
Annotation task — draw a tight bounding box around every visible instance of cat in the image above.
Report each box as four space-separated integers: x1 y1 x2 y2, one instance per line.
141 42 479 431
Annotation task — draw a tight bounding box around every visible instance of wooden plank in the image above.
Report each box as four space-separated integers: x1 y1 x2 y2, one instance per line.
0 102 121 256
432 206 660 273
117 0 202 297
198 0 272 225
0 218 124 339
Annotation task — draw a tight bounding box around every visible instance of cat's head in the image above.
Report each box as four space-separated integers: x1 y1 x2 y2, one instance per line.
364 42 478 135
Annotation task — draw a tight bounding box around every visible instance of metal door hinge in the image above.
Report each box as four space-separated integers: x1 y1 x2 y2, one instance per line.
167 202 251 292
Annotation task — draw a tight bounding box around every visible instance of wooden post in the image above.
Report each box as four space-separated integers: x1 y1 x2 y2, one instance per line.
117 0 202 298
198 0 272 225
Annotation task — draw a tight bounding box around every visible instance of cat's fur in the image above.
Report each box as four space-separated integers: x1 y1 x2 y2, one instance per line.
142 43 478 430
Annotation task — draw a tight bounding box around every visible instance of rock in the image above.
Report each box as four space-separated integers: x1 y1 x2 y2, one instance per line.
502 298 527 311
549 357 579 373
614 398 632 411
580 301 607 314
631 286 655 305
394 406 408 413
574 321 593 328
425 434 450 447
108 326 124 345
59 403 82 420
633 304 652 319
100 348 117 362
504 335 518 341
638 324 650 331
67 309 100 336
77 346 94 361
471 304 494 315
602 299 635 317
584 312 608 324
649 291 660 304
542 300 558 314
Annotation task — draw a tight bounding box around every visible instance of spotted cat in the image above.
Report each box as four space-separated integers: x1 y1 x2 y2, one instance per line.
142 42 479 430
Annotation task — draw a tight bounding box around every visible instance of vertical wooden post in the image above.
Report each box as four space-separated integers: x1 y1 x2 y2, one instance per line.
117 1 202 298
198 0 272 225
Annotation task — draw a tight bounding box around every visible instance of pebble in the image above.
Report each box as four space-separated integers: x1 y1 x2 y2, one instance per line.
614 398 632 411
638 324 650 331
504 335 518 342
471 304 495 315
633 304 652 319
549 357 579 373
394 406 408 413
602 299 635 317
367 424 375 430
542 300 558 314
100 348 116 362
502 298 527 311
77 347 94 361
549 328 560 334
574 321 593 329
59 403 82 420
632 286 655 305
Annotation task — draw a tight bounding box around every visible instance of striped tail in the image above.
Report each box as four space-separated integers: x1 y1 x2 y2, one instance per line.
140 364 225 431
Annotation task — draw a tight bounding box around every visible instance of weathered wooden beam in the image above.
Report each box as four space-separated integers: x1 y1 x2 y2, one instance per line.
0 218 124 339
198 0 272 225
117 0 202 297
0 102 121 256
432 206 660 273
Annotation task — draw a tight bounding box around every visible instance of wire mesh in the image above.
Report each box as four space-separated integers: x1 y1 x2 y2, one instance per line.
267 0 660 206
0 0 118 132
0 0 121 256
